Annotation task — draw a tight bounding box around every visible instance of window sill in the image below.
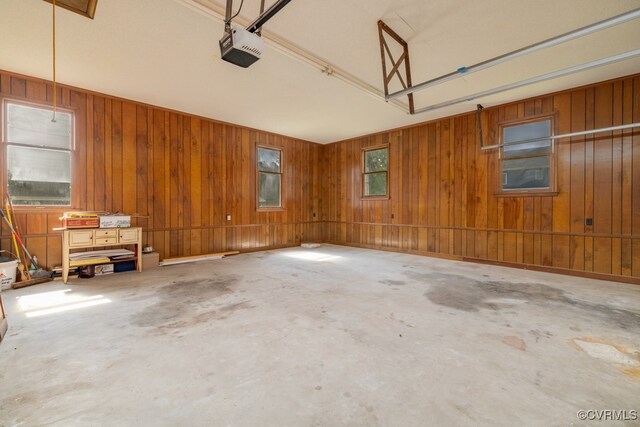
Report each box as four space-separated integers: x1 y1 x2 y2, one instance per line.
494 191 558 197
257 207 285 212
361 196 389 201
10 205 73 212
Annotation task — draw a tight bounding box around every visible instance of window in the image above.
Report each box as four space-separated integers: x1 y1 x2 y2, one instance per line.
499 115 555 194
4 101 74 206
257 146 282 209
363 146 388 197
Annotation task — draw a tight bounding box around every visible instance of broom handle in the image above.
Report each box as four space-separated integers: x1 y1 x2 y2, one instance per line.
5 199 22 264
6 197 37 270
0 209 36 267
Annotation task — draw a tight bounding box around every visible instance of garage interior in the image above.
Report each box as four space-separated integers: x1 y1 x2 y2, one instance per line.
0 0 639 425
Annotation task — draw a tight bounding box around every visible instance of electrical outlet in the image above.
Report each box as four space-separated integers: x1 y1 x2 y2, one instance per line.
226 215 232 221
585 218 593 226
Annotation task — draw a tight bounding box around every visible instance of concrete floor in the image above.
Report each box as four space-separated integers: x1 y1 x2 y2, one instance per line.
0 244 639 426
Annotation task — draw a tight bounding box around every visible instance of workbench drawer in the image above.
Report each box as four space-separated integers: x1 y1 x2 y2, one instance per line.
118 229 138 243
68 230 94 247
95 237 117 245
94 229 117 238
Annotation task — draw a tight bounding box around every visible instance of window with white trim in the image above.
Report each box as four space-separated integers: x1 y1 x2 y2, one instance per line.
500 116 555 193
363 146 388 197
257 146 282 209
4 101 74 206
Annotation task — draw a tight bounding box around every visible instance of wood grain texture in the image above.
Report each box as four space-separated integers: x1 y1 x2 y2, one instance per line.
1 69 638 284
321 74 640 283
0 70 322 268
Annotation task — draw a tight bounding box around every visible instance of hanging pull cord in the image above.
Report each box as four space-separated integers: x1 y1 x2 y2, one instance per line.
52 0 57 123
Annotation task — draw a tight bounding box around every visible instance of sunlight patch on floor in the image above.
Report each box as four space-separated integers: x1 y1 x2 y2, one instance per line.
282 251 342 262
17 289 111 318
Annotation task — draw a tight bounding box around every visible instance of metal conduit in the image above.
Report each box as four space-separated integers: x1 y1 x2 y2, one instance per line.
387 8 640 101
481 123 640 151
412 48 640 115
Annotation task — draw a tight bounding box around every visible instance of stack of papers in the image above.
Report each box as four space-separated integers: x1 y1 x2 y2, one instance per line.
69 249 135 266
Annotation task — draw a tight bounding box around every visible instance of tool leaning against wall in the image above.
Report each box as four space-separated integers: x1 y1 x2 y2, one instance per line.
0 197 53 289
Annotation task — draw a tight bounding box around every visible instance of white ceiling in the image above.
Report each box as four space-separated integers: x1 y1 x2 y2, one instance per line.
0 0 639 143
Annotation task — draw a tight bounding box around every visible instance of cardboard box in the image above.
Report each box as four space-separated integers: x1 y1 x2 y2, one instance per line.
99 215 131 228
61 212 100 229
142 252 159 270
94 264 114 275
62 218 100 229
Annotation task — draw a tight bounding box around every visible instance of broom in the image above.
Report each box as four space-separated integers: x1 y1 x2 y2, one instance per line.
0 208 52 288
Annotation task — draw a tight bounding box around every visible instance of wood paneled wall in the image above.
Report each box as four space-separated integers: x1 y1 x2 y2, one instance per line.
1 69 639 284
0 70 322 268
320 74 640 284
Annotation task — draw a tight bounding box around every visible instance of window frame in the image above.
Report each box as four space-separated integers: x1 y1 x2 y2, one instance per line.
1 98 77 209
361 144 389 200
495 113 558 196
256 145 284 211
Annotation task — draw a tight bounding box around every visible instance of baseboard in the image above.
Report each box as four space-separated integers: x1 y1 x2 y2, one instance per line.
324 240 640 286
236 242 308 254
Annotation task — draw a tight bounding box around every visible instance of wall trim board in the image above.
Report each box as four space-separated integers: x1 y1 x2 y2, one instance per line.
324 240 640 286
323 220 640 240
4 221 324 240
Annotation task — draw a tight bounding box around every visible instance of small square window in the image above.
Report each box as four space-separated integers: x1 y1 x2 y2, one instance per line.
498 116 555 194
363 147 388 197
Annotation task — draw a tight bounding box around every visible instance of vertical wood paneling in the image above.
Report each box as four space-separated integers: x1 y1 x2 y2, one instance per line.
0 70 321 268
552 92 571 269
619 79 633 276
0 69 637 283
321 74 640 283
593 83 613 273
632 76 640 277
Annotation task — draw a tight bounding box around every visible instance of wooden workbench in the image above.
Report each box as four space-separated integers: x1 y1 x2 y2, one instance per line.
61 227 143 283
